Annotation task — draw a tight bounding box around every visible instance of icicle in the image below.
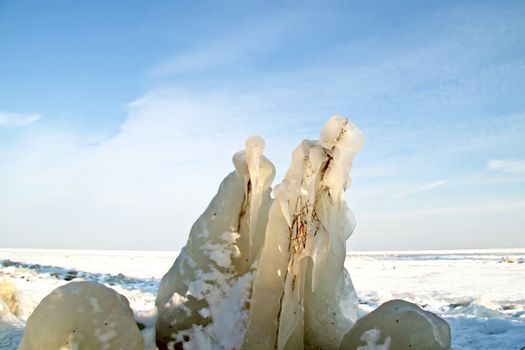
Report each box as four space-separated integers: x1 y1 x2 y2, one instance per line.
240 136 273 261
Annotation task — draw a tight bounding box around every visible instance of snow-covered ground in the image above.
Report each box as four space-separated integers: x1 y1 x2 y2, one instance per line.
1 248 524 350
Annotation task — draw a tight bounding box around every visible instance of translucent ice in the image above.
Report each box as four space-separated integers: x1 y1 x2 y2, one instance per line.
156 116 365 350
339 299 451 350
18 281 144 350
0 274 18 319
244 116 364 350
155 136 275 349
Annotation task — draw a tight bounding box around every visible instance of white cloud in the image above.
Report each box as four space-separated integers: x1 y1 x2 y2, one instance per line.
2 1 524 251
0 89 308 250
393 180 449 199
0 111 41 127
150 10 310 77
487 159 525 175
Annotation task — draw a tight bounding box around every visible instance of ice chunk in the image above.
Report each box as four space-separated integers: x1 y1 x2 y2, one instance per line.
18 281 144 350
244 116 363 350
155 136 275 350
0 273 24 350
339 299 451 350
0 273 18 318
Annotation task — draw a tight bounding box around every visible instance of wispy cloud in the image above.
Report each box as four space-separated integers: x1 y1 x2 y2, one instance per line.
0 111 41 127
0 89 308 249
1 1 524 251
393 180 449 198
150 10 310 77
487 159 525 175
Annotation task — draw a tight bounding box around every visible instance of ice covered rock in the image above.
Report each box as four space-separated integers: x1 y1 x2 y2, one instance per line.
155 136 275 350
0 273 18 318
339 299 451 350
0 274 24 350
18 281 144 350
244 116 364 350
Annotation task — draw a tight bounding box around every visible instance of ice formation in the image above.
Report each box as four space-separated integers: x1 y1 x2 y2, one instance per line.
156 115 364 350
0 273 19 319
339 299 451 350
155 136 275 349
244 116 364 350
0 273 24 350
18 281 144 350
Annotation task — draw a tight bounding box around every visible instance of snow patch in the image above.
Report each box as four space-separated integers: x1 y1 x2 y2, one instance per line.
357 329 391 350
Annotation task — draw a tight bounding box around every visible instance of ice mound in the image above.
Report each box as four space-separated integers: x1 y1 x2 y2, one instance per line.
339 299 451 350
156 116 367 350
18 281 144 350
155 136 275 349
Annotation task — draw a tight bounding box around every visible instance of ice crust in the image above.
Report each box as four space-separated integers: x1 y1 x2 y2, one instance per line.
1 249 522 350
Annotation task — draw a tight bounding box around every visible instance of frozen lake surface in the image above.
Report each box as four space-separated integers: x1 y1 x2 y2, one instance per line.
1 248 524 349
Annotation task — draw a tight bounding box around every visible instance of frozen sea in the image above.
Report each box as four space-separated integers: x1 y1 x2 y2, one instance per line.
1 248 524 350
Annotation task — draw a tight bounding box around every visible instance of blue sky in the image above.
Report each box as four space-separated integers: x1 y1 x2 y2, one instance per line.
1 0 524 250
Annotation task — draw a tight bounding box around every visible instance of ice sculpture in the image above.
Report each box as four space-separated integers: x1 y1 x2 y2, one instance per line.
155 136 275 349
18 281 144 350
339 299 452 350
156 116 364 350
244 116 364 350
